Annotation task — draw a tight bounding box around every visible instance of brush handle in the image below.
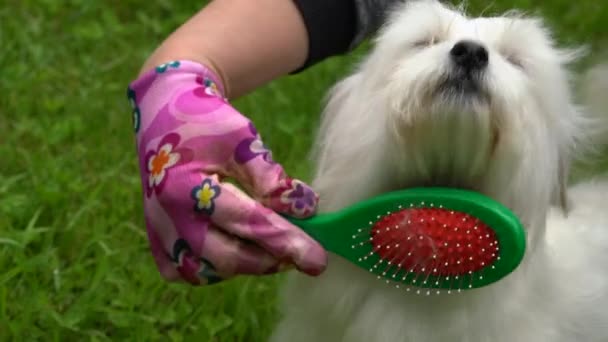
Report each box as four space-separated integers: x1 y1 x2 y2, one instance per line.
285 213 347 255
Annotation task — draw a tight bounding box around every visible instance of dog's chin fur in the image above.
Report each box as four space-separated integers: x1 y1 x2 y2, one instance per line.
270 1 608 341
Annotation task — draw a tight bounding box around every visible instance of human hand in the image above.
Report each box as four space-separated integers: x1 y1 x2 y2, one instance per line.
127 60 327 285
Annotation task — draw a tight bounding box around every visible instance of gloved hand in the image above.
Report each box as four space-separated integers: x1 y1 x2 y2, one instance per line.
127 60 327 285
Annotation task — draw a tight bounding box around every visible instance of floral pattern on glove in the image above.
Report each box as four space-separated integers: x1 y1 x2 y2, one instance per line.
234 122 274 164
156 61 181 73
195 75 223 98
191 178 221 215
171 238 222 285
127 87 141 133
144 133 190 197
271 178 319 218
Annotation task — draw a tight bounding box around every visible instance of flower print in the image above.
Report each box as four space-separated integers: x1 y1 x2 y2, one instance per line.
127 87 141 133
203 78 222 97
198 258 222 285
171 238 222 285
191 178 221 215
234 122 274 164
279 179 318 217
155 60 181 73
193 75 224 99
144 133 182 196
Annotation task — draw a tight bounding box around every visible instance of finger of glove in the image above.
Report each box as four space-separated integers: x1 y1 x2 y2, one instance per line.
190 176 327 276
148 168 295 285
227 121 319 218
170 228 295 285
201 228 295 277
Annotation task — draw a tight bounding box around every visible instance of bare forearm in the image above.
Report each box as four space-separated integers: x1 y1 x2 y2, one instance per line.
141 0 309 99
139 0 402 99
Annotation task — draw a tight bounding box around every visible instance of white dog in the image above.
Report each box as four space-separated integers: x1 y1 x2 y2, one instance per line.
270 1 608 341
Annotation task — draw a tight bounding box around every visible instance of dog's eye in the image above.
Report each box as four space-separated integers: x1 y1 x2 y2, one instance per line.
412 36 440 48
505 54 524 69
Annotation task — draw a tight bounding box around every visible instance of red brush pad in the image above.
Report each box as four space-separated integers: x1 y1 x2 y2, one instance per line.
370 208 499 277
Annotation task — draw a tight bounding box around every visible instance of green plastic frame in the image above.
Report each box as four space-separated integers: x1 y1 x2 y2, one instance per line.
287 187 526 290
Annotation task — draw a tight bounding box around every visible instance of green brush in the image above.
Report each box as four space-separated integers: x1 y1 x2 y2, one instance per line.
286 187 526 292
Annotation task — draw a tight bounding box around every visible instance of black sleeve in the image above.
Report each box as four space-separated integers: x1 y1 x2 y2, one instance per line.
291 0 402 72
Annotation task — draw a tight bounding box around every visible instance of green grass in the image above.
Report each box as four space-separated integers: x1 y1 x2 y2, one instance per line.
0 0 606 341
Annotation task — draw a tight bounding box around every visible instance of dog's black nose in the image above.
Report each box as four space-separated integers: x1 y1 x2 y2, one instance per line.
450 41 489 71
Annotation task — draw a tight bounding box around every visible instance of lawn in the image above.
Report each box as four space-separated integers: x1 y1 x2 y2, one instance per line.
0 0 606 341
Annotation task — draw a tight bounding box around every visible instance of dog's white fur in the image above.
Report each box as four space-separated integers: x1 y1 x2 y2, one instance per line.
271 1 608 341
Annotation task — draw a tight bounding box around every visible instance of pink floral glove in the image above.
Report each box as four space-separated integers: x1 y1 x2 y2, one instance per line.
127 60 327 285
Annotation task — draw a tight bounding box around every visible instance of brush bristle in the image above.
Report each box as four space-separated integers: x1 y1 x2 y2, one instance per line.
370 208 499 278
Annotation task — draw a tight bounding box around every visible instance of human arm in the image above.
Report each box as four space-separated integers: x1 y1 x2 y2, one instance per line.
140 0 401 99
